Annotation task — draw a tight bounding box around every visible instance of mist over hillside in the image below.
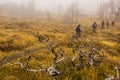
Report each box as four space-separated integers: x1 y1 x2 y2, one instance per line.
0 1 44 19
0 0 105 20
0 0 119 21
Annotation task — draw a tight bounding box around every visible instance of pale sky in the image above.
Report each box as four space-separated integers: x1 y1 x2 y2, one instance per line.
0 0 109 15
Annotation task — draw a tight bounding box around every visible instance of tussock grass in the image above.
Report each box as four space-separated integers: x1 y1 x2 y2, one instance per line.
0 18 120 80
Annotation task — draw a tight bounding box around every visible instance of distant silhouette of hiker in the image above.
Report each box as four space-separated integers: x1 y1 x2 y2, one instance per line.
75 24 82 37
106 20 110 28
92 21 97 33
101 20 105 29
111 20 115 27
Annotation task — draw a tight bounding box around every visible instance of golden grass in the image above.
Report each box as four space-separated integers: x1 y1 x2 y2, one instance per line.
0 18 119 80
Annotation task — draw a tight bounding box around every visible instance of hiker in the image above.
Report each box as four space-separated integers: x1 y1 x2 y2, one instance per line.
106 20 110 28
75 24 82 37
92 21 97 33
111 20 115 27
101 20 105 29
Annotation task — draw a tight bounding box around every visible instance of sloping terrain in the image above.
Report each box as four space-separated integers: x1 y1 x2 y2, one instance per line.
0 19 120 80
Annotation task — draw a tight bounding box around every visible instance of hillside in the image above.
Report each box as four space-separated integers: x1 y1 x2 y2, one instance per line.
0 19 120 80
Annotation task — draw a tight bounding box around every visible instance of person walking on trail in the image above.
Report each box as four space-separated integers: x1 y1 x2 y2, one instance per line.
75 24 82 37
92 21 97 33
111 20 115 27
101 20 105 29
106 20 110 28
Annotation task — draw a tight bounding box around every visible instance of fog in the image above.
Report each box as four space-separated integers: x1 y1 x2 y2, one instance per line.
0 0 109 19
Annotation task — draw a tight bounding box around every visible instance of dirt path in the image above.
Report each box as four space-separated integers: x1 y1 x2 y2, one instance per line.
0 46 46 68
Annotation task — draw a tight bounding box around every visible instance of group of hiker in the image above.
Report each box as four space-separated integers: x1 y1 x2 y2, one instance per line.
75 20 116 37
101 20 115 29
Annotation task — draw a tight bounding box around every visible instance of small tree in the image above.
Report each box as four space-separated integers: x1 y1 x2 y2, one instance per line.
44 9 52 21
98 2 109 20
59 1 82 24
108 0 120 21
115 0 120 20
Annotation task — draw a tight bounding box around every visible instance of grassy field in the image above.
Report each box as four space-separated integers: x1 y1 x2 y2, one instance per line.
0 18 120 80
